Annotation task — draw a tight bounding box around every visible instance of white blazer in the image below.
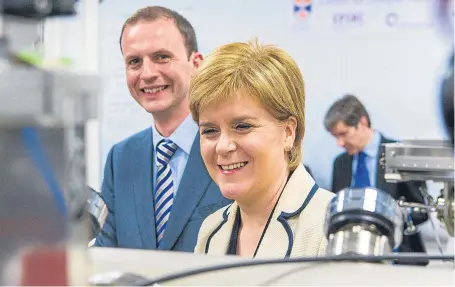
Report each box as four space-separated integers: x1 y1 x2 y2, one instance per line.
195 164 335 258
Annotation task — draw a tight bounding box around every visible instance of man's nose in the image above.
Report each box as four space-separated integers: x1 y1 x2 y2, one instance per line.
336 137 345 147
216 133 236 155
140 58 158 81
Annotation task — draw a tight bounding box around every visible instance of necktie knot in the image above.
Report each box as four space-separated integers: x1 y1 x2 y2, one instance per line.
358 151 368 163
156 139 178 165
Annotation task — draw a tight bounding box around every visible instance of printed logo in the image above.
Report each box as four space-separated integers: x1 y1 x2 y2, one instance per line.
332 12 364 25
385 12 399 27
293 0 313 20
384 12 434 29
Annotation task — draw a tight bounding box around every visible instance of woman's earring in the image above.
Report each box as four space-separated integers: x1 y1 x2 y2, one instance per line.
285 145 292 152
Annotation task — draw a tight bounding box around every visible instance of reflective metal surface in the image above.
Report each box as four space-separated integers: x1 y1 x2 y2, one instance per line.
325 187 404 253
327 223 391 256
439 182 454 236
86 187 107 238
382 140 454 238
382 140 454 182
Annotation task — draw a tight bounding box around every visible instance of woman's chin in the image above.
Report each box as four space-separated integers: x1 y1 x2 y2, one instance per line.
220 185 245 201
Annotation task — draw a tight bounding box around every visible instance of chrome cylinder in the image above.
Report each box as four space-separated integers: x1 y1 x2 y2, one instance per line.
325 187 404 256
328 223 391 256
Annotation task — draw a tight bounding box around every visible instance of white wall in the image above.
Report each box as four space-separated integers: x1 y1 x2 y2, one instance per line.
98 0 453 190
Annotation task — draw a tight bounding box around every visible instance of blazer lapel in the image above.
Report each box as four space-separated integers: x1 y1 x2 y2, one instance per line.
132 128 157 249
205 205 237 255
159 134 212 250
255 165 317 258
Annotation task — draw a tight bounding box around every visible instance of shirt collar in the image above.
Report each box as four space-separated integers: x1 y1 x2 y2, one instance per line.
152 114 198 154
362 130 381 158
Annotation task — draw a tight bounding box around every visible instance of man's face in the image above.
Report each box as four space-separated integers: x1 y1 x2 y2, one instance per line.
330 121 366 155
121 18 202 117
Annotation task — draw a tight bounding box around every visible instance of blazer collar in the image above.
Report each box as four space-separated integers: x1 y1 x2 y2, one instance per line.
274 163 318 215
206 164 319 258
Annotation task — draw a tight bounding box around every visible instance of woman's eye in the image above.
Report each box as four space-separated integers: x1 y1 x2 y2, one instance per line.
235 123 252 130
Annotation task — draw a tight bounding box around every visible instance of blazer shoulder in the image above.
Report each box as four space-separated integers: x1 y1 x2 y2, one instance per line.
291 186 334 257
299 186 334 222
112 127 152 152
315 186 335 205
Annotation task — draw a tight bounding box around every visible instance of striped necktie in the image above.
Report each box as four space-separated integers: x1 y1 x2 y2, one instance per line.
154 139 178 247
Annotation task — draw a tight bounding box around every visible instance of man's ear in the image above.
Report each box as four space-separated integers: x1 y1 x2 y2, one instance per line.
191 51 203 69
359 115 369 127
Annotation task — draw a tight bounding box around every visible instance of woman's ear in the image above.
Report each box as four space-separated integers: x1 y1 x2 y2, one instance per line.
284 116 297 148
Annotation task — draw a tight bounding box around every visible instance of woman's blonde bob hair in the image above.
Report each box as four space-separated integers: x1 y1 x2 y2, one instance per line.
189 39 306 171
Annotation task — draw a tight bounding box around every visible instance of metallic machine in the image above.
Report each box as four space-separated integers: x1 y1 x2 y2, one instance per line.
382 140 454 237
324 187 404 257
321 140 454 259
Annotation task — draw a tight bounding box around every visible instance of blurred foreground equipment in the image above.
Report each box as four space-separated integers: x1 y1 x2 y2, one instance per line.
2 0 76 18
0 0 99 285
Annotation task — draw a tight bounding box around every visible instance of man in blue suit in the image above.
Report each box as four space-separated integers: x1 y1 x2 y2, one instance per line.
94 6 231 252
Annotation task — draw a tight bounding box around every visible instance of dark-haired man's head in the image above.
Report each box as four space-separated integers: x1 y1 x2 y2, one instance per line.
324 95 373 155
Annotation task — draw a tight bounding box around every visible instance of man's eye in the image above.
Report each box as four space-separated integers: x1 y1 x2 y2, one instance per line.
128 58 140 65
201 128 217 135
156 54 170 61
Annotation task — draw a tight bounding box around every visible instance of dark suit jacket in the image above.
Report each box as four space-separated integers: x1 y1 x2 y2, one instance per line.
331 134 429 265
94 128 232 252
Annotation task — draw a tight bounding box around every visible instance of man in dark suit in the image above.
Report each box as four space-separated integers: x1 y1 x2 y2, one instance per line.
324 95 428 264
94 6 231 251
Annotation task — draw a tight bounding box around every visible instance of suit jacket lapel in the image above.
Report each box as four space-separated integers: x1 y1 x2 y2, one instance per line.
132 128 157 249
159 134 212 250
341 154 353 188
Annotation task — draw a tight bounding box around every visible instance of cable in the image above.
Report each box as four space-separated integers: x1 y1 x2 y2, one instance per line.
135 254 454 286
21 127 67 216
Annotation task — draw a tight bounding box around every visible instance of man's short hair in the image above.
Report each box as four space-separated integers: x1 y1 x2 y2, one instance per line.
119 6 198 58
324 94 371 131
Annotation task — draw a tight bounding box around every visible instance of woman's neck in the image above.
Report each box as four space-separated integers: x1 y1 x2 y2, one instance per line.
238 168 289 229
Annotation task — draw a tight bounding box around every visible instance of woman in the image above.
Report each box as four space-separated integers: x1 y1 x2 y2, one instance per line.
189 39 334 258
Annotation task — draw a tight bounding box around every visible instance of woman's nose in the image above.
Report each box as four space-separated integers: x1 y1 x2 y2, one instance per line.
215 133 236 155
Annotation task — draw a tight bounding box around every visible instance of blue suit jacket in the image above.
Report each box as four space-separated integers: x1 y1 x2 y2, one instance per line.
94 128 232 252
